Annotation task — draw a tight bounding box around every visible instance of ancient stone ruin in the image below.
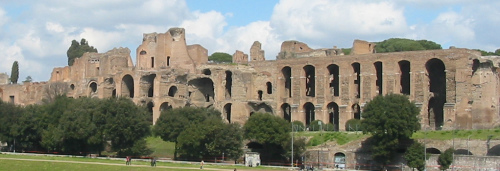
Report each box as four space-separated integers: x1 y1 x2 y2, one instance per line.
1 27 499 131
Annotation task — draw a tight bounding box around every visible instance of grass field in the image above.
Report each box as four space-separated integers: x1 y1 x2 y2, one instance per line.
0 154 286 171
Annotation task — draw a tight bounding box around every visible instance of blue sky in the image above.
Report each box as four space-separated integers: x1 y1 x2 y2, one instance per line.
0 0 499 82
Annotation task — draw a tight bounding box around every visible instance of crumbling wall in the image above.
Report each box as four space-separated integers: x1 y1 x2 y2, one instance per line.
232 50 248 64
350 39 375 55
250 41 265 61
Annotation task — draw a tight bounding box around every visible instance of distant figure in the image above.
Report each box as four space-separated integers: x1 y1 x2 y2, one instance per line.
151 157 156 167
126 156 131 165
200 160 204 169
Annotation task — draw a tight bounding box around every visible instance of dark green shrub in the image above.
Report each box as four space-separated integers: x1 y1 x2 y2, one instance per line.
345 119 361 131
292 120 305 132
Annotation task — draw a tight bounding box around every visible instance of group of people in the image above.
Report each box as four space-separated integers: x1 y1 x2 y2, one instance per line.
124 156 156 167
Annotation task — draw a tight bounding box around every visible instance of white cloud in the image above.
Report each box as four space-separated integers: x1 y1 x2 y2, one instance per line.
181 11 226 40
0 8 7 27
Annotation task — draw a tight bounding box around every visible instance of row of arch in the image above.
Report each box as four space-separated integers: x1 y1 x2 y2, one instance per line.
280 58 446 129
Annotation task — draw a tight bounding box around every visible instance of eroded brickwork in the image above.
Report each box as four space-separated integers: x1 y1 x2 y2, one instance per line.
1 27 499 130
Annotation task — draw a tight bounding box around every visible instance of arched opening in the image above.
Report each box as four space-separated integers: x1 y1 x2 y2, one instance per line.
454 149 473 155
333 153 346 169
112 89 116 98
426 58 446 129
167 56 170 66
304 65 315 97
282 66 292 98
327 64 339 96
266 82 272 94
70 84 75 90
352 63 361 98
89 82 97 93
399 60 411 95
202 69 211 75
249 102 274 115
225 70 232 99
487 144 500 156
160 102 172 112
281 103 291 122
374 61 382 95
472 59 479 75
140 50 147 55
327 102 339 131
168 86 177 97
304 102 315 126
224 103 232 123
426 148 441 154
141 74 156 97
352 103 361 119
187 78 215 106
121 75 134 98
146 101 154 122
258 90 263 100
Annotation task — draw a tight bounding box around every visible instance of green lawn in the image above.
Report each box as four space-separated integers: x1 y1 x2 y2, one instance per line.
147 136 176 158
0 154 286 170
412 129 500 140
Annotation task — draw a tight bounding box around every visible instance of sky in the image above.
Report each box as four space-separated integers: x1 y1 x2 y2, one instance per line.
0 0 499 82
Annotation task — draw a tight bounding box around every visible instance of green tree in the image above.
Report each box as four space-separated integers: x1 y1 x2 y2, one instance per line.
10 61 19 84
177 117 244 161
208 52 232 63
153 107 221 158
438 148 454 170
292 120 305 132
23 76 32 83
375 38 441 53
0 101 23 148
67 38 98 66
100 97 151 156
361 94 420 165
345 119 361 131
404 142 426 171
244 113 291 162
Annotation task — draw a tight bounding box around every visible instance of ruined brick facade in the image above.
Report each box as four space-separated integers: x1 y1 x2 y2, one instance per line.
1 27 499 131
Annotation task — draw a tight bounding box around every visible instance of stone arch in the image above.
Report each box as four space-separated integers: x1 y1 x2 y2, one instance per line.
426 58 446 129
454 149 472 155
327 102 339 131
225 70 232 98
487 144 500 156
258 90 263 100
426 147 441 154
141 74 156 97
333 152 346 169
112 89 116 98
160 102 172 112
374 61 383 95
248 102 273 114
352 103 361 119
266 82 272 94
304 102 315 125
88 81 98 97
70 84 75 90
140 50 147 55
187 78 214 106
121 74 134 98
327 64 339 96
352 62 361 98
202 69 211 75
399 60 411 95
281 66 292 98
224 103 232 123
168 86 177 97
281 103 291 122
304 65 315 97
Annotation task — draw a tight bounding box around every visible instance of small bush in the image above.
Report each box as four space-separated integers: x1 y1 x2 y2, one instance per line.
308 120 324 131
345 119 361 131
324 123 336 131
292 120 305 132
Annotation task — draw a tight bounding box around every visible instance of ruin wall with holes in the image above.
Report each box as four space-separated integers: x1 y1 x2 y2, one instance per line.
0 27 499 130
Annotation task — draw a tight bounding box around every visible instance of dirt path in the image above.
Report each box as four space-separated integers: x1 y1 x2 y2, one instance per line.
0 157 286 171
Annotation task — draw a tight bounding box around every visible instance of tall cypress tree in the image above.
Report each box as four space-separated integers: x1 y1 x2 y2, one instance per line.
10 61 19 84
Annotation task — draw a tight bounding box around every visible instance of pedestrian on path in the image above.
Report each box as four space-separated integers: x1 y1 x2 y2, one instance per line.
200 160 204 169
126 156 131 165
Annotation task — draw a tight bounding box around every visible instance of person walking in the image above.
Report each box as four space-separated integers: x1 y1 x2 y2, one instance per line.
126 156 131 165
200 160 204 169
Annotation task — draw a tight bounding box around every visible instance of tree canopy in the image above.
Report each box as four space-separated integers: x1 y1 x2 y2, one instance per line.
404 142 426 171
244 112 292 162
361 94 420 165
473 48 500 56
67 38 98 66
10 61 19 84
438 148 454 170
208 52 232 63
0 96 151 156
375 38 442 53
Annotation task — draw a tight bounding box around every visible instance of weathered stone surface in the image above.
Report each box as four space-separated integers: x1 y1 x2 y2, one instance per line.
0 28 499 131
